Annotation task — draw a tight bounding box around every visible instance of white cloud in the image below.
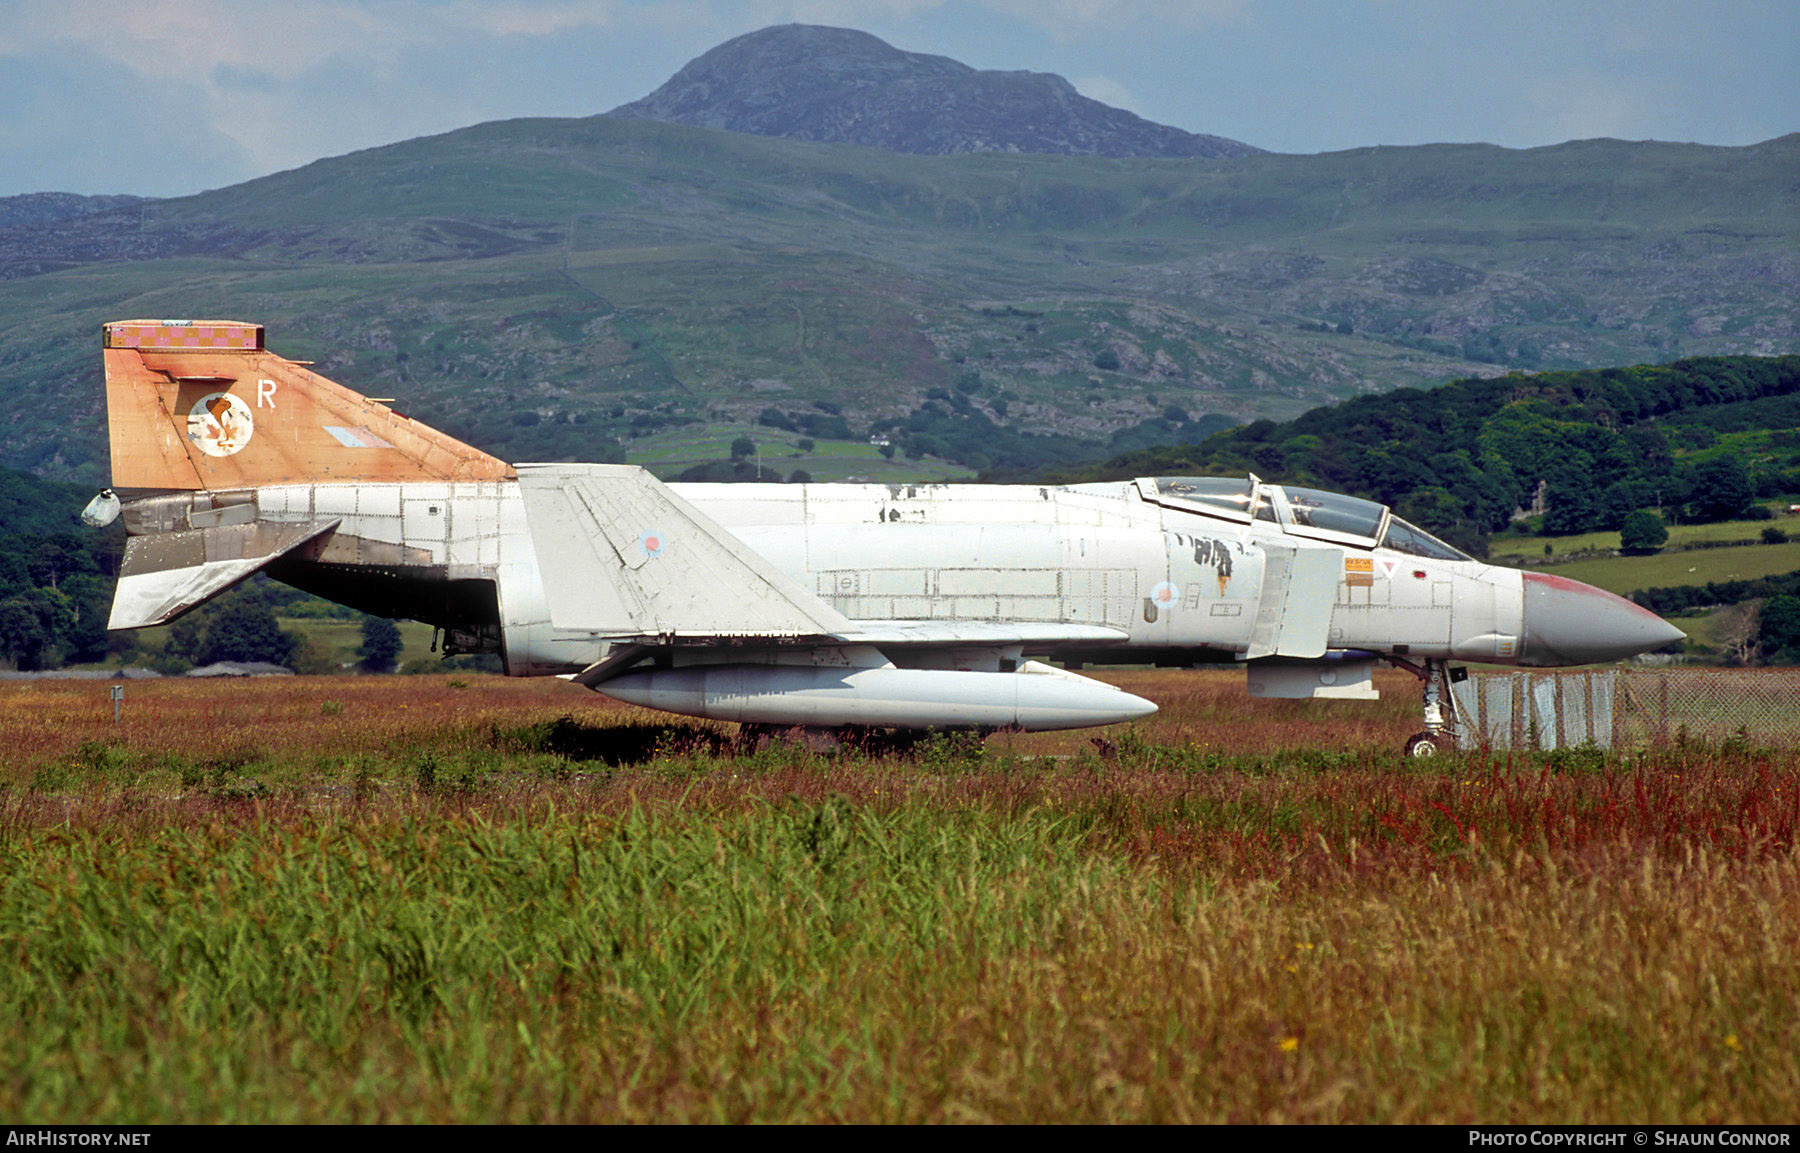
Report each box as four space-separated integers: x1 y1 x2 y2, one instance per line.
981 0 1244 34
443 1 624 37
1071 75 1139 113
4 1 637 84
761 0 952 20
1505 71 1669 145
0 1 654 186
8 1 403 84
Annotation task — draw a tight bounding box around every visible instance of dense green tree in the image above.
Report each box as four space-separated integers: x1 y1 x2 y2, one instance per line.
1687 457 1755 523
797 413 853 440
58 573 113 664
730 436 757 461
0 588 69 671
1620 510 1669 553
196 599 298 667
1758 596 1800 664
358 615 403 673
1624 425 1676 484
1599 482 1645 532
1394 486 1464 535
1542 476 1601 536
1396 485 1490 557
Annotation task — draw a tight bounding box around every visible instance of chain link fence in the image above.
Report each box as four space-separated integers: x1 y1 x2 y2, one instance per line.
1453 667 1800 751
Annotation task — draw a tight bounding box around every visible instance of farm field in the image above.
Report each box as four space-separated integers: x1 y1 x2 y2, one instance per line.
623 425 977 484
117 616 442 674
1490 509 1800 562
277 617 438 670
1 671 1796 1123
1521 540 1800 596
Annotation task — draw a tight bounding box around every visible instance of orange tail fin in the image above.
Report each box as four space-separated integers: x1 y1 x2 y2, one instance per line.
103 320 512 493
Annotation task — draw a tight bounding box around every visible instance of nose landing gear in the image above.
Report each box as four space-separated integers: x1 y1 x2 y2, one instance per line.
1403 730 1447 758
1388 657 1466 757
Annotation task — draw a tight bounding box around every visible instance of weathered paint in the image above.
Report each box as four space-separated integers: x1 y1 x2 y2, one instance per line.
95 320 1687 731
103 320 511 494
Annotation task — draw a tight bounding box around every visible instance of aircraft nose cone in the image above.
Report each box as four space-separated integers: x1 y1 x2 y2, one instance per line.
1519 572 1686 666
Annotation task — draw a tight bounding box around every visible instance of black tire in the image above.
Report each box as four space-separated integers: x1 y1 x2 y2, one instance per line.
1404 732 1444 758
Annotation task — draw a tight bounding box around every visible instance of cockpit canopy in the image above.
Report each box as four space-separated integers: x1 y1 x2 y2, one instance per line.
1144 477 1472 561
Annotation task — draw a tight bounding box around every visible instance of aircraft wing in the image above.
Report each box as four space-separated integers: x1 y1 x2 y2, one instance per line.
516 463 1131 652
516 463 853 640
518 465 1152 731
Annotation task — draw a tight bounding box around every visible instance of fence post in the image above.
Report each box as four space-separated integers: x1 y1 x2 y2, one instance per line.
1612 671 1625 748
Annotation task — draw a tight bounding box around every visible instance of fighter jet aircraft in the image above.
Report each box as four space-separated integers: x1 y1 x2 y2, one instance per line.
86 320 1685 754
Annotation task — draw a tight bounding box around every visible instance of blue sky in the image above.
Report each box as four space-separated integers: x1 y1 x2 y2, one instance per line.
1 0 1793 198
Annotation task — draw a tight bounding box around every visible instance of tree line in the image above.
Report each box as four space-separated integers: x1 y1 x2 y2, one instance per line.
1045 356 1800 556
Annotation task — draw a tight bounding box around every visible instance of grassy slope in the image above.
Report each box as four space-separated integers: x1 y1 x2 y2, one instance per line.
1491 499 1800 600
624 423 975 482
276 617 438 671
1491 510 1800 560
4 120 1793 486
1522 541 1800 596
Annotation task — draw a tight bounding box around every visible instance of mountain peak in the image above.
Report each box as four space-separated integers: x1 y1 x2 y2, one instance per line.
609 24 1260 160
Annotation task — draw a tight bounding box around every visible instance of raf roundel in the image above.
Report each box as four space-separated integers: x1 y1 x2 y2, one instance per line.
186 392 254 457
1150 581 1181 608
640 530 667 559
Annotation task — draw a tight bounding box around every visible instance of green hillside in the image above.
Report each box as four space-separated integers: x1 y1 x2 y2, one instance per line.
1057 356 1800 553
1 118 1793 486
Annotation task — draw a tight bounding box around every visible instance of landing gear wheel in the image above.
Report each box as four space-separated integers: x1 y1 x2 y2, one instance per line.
1404 732 1446 758
1387 656 1464 759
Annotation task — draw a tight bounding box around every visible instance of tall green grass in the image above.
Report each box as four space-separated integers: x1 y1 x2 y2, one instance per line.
1 731 1797 1121
0 790 1127 1121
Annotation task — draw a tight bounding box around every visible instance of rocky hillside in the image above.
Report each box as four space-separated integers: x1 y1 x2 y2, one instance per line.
0 192 145 230
610 24 1261 159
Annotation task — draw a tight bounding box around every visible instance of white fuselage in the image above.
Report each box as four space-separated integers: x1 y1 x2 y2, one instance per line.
250 477 1526 674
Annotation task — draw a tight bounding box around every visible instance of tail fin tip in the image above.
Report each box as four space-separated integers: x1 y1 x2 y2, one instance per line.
104 320 265 352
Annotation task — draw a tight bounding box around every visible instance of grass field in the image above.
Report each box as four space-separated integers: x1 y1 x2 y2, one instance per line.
277 617 438 670
1491 509 1800 562
623 425 977 484
119 616 442 674
1522 540 1800 596
2 671 1796 1122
